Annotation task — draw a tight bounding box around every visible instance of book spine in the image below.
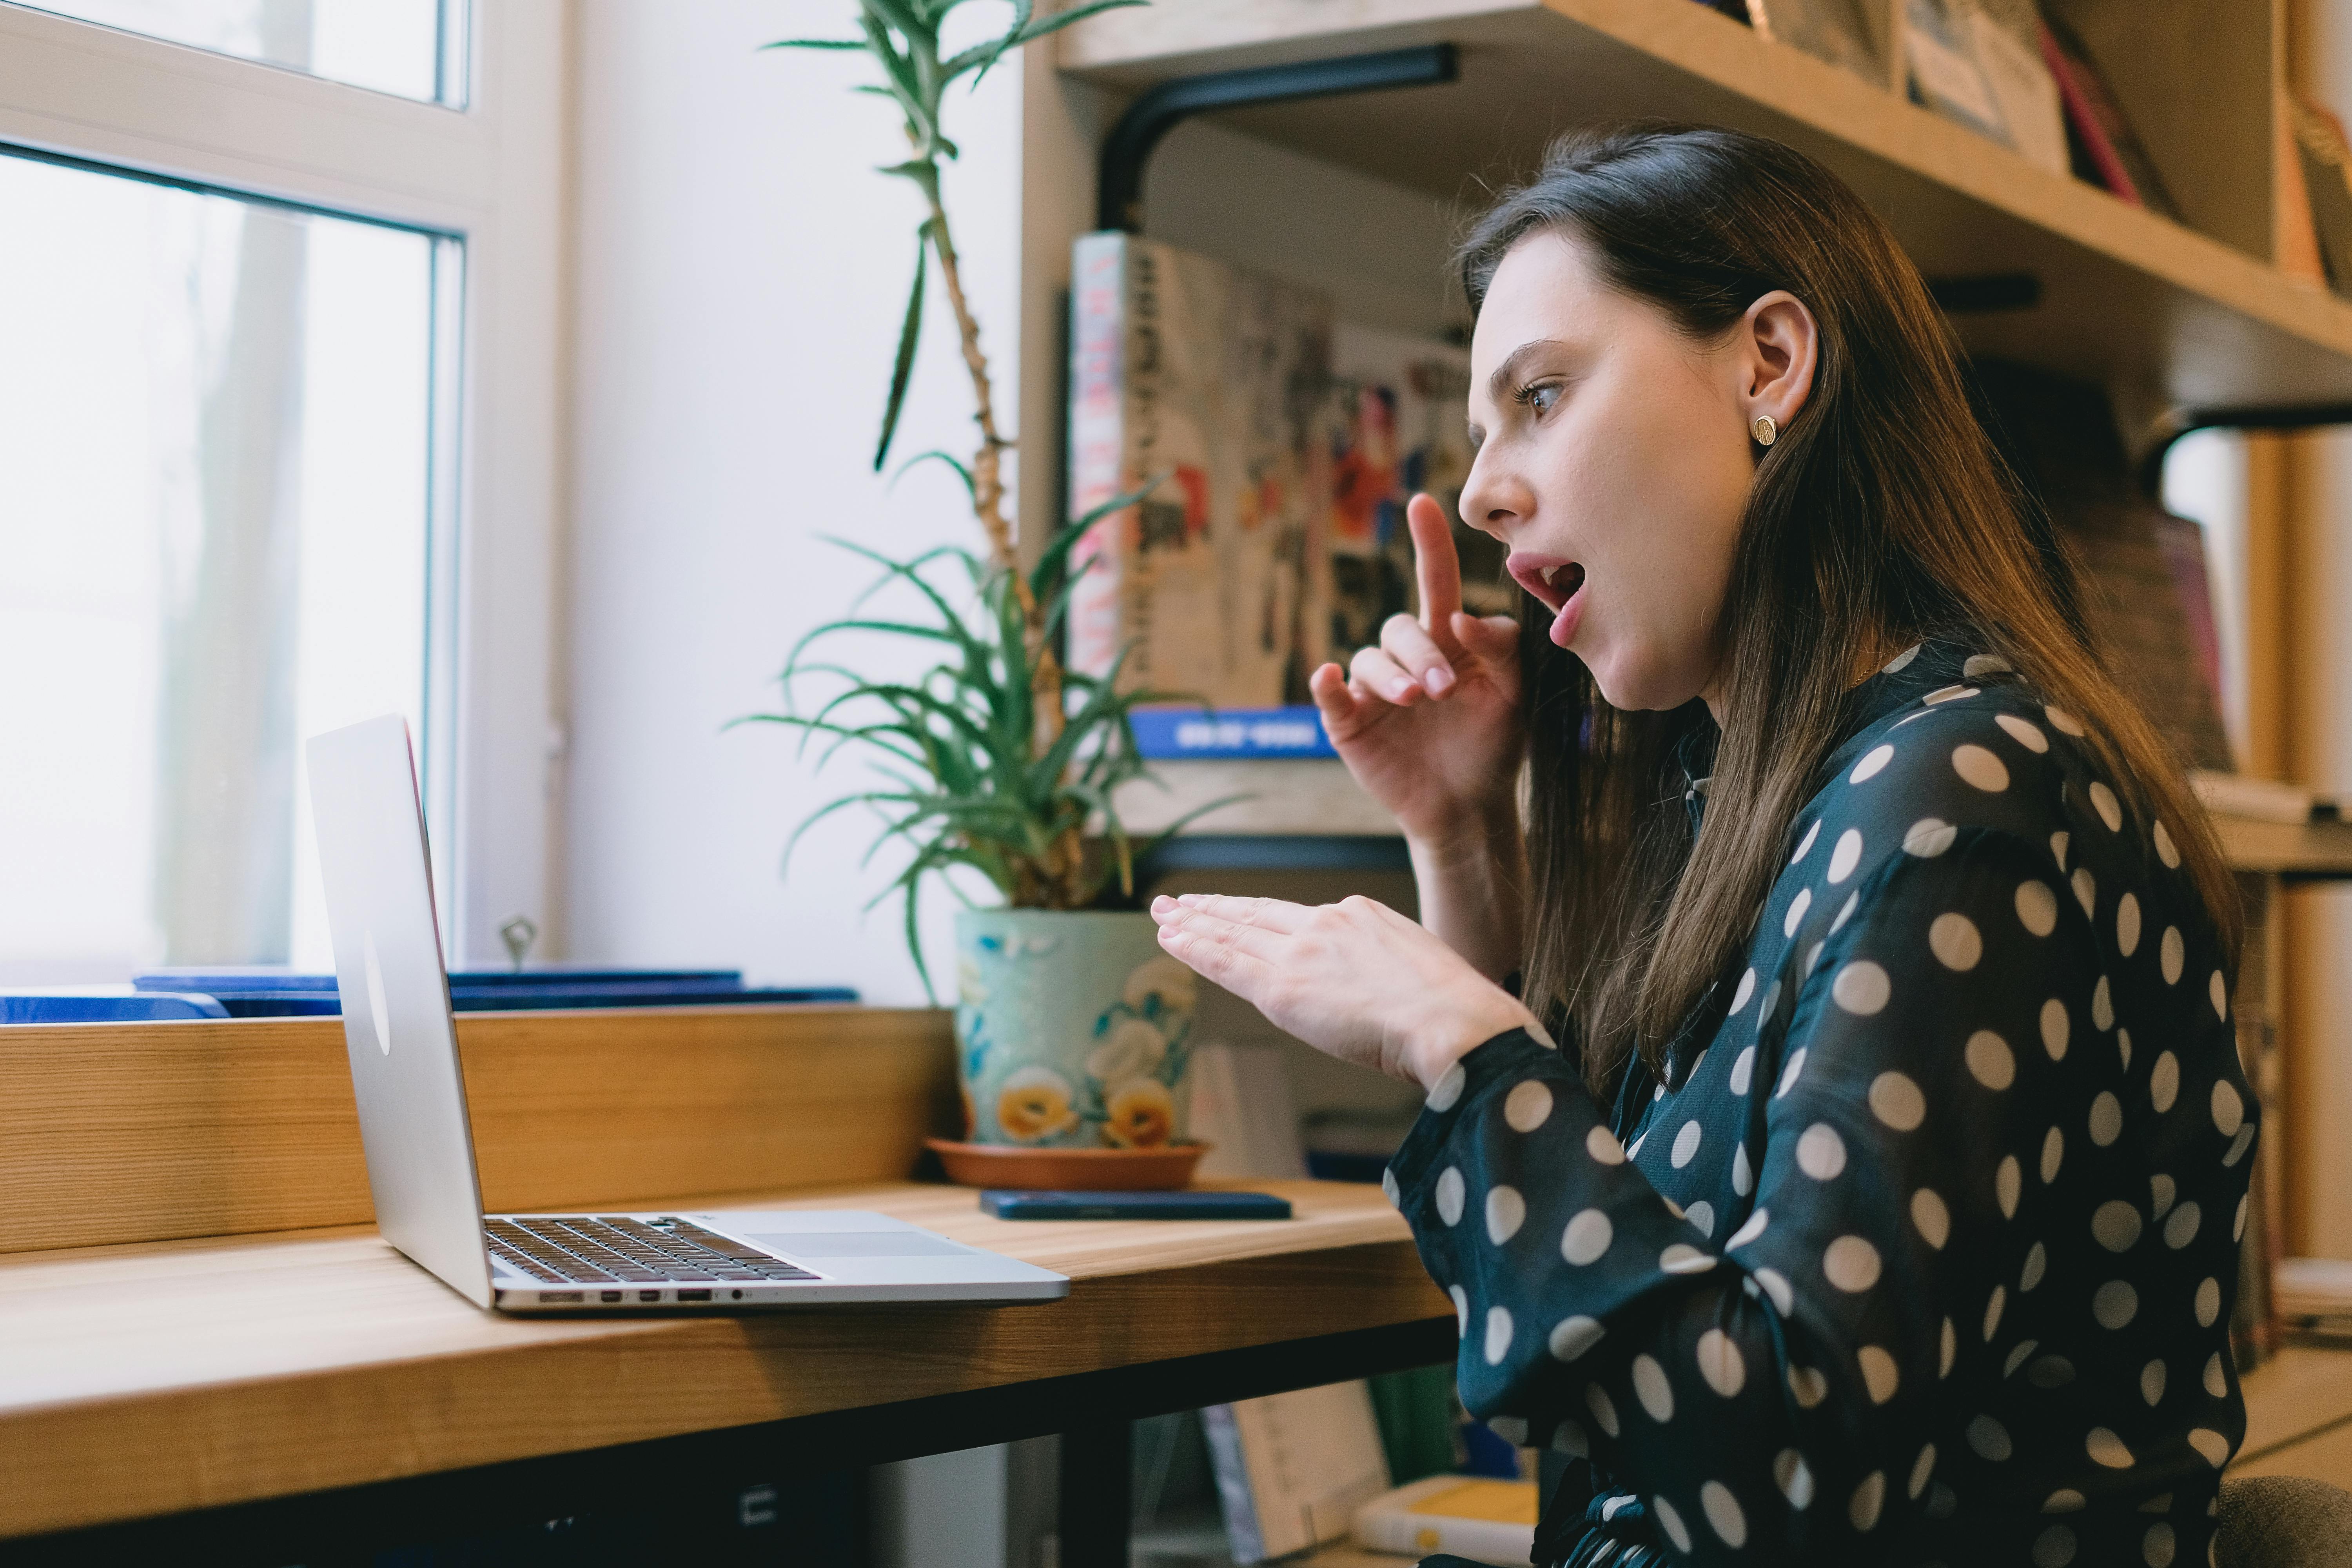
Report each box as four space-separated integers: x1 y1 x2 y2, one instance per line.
1066 232 1133 686
2038 22 2140 206
1128 704 1336 760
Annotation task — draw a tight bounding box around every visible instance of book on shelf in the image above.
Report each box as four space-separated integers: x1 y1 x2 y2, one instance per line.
1352 1474 1538 1566
1202 1381 1392 1563
1071 232 1487 747
2189 771 2338 826
1322 319 1496 658
2288 93 2352 298
1963 0 2067 175
2038 11 2181 219
1187 1041 1310 1180
1902 0 2018 151
1067 231 1330 713
1969 361 2232 774
1745 0 1886 89
1128 704 1335 760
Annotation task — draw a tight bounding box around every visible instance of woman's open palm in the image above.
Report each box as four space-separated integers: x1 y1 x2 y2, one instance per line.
1310 494 1523 841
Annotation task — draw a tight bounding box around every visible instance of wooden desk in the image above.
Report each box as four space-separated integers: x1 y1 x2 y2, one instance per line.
0 1176 1449 1557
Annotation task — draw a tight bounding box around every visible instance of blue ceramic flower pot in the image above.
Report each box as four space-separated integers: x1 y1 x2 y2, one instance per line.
953 909 1196 1148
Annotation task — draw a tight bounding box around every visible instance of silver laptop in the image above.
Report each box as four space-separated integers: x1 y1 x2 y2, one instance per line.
307 714 1068 1314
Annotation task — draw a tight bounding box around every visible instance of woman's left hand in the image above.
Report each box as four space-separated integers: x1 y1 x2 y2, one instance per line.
1148 892 1540 1090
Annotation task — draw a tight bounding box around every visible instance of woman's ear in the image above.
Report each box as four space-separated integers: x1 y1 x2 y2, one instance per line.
1740 289 1818 436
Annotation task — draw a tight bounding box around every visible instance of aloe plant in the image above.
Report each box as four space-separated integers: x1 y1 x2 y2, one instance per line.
747 0 1225 995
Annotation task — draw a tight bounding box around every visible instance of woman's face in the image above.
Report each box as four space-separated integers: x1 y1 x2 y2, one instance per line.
1459 229 1812 717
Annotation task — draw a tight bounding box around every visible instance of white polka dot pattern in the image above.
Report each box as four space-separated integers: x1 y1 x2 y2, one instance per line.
1967 1029 2016 1089
1434 1167 1465 1226
1560 1209 1611 1265
1833 962 1891 1015
1904 817 1958 856
1827 828 1863 883
1653 1495 1691 1553
1912 1188 1951 1248
1502 1079 1553 1132
1701 1479 1745 1545
1549 1314 1603 1361
1696 1328 1746 1397
1998 712 2049 752
1953 744 2009 792
1632 1352 1673 1421
1387 648 2247 1568
1930 911 1982 969
1485 1185 1525 1245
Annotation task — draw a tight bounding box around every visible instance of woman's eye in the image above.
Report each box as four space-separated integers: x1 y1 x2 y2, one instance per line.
1519 381 1562 416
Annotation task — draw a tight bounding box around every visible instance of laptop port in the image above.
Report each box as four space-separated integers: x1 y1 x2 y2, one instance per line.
677 1289 711 1302
539 1291 584 1304
732 1289 744 1300
639 1290 661 1302
601 1291 624 1303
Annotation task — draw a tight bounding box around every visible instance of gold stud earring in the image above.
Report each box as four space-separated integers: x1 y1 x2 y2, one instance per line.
1751 414 1778 447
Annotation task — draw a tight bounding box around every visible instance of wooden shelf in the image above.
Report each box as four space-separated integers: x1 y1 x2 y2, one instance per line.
1122 762 2352 881
2214 814 2352 877
1058 0 2352 418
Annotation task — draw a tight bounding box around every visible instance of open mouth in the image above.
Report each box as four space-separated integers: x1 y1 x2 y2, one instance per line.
1506 553 1589 649
1508 555 1585 613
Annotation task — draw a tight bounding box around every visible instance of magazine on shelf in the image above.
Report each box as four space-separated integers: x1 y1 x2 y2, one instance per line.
1902 0 2017 150
1069 232 1488 756
1065 231 1330 713
1745 0 1886 87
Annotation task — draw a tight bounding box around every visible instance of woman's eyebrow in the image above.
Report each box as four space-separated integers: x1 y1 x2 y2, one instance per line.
1485 338 1571 405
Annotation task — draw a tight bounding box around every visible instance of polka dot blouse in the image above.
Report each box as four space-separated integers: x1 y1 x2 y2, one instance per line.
1387 640 2254 1567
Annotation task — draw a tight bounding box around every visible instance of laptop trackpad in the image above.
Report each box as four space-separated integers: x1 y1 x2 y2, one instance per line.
746 1231 966 1258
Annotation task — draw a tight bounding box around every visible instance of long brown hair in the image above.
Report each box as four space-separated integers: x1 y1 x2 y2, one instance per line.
1459 124 2242 1095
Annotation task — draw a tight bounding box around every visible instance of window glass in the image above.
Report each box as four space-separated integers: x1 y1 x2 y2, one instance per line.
15 0 463 105
0 150 452 982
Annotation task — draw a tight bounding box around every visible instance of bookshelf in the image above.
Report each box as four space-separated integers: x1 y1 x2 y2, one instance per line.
1049 0 2348 426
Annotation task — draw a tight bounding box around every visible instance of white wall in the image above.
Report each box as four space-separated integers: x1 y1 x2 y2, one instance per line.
565 1 1026 1001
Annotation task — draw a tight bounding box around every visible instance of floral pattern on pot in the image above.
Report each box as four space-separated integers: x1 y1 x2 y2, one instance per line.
955 910 1194 1148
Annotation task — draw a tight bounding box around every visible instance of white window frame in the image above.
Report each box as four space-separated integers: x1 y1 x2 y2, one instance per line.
0 0 568 966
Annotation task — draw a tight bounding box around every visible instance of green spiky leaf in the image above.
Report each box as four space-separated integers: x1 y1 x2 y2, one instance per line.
874 221 932 470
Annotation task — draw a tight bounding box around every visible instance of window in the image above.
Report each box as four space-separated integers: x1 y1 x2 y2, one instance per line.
0 2 564 983
18 0 464 103
0 152 456 980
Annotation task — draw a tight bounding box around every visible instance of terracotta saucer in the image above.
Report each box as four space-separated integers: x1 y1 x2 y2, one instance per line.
924 1138 1208 1192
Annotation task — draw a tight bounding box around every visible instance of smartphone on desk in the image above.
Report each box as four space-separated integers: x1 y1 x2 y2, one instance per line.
980 1190 1293 1221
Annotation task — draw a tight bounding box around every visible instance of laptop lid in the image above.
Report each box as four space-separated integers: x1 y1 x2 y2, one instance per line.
307 715 495 1308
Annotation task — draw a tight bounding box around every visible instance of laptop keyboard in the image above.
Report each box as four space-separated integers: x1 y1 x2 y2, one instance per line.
485 1216 820 1286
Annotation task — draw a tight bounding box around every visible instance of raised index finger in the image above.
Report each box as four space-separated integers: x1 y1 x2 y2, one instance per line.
1407 494 1465 655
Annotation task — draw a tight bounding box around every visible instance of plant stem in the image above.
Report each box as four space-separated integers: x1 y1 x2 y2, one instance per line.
919 181 1071 759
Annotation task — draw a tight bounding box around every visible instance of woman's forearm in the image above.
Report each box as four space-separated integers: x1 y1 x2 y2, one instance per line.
1408 806 1526 982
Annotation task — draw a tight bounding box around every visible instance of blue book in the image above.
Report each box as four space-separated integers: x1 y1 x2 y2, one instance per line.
1129 705 1336 760
128 968 856 1018
2 989 229 1024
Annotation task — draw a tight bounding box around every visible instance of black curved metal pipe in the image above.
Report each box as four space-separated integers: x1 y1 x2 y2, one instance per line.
1096 43 1459 234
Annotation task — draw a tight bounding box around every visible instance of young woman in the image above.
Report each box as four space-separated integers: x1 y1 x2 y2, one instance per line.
1148 125 2253 1567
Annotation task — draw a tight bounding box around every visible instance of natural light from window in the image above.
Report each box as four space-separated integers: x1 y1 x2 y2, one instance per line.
0 151 447 984
14 0 461 104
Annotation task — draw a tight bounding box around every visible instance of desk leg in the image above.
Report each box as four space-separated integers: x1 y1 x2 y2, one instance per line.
1057 1419 1131 1568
